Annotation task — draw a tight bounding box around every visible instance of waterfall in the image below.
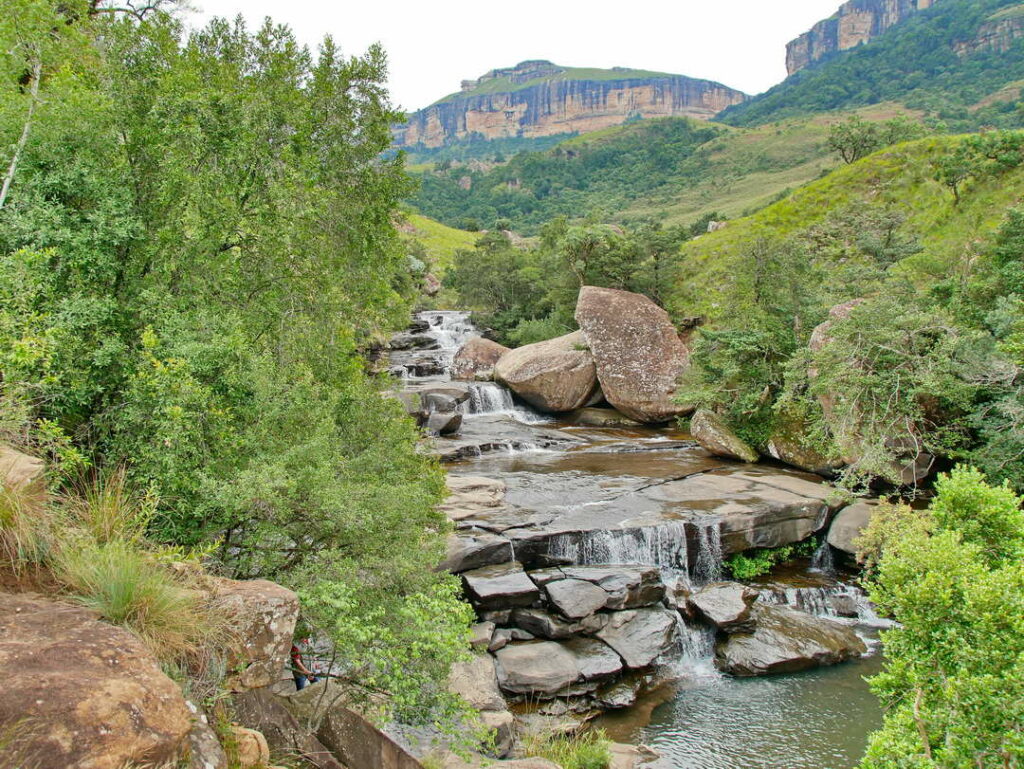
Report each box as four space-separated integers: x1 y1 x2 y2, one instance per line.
547 523 690 571
692 519 723 585
810 540 836 574
756 582 894 629
665 615 719 679
467 382 515 414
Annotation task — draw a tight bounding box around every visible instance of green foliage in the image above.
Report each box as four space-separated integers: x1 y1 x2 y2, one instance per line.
522 728 613 769
828 115 930 164
724 539 819 580
858 467 1024 768
722 0 1024 131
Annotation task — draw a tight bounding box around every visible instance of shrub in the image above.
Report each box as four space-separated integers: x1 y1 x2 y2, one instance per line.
62 466 153 545
724 539 819 580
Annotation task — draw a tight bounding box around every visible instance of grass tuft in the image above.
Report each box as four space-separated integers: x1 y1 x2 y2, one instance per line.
0 478 51 573
522 728 612 769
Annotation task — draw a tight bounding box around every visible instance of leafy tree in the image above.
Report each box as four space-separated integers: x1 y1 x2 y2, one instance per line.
828 115 883 164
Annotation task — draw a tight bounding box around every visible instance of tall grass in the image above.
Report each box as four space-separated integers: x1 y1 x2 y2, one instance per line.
0 478 51 572
64 466 152 544
521 728 612 769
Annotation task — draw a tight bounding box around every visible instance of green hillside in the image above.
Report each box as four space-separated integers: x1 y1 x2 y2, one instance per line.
398 212 477 272
720 0 1024 130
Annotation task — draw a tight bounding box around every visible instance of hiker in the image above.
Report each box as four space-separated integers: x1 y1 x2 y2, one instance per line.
291 638 319 691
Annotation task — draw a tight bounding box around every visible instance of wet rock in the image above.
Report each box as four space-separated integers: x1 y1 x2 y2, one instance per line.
426 410 463 436
494 331 598 413
453 337 511 381
557 566 665 610
470 621 496 651
595 679 641 709
441 532 513 573
575 286 692 423
690 409 758 463
391 332 440 351
493 641 580 696
563 637 623 681
511 607 599 640
827 500 879 556
448 653 505 711
688 582 757 633
715 605 867 676
830 593 860 618
462 562 540 610
596 608 678 669
0 593 191 769
207 577 300 691
565 407 645 428
545 578 610 619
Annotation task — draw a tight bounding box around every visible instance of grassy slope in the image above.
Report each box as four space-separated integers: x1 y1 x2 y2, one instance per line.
399 213 477 272
668 134 1024 321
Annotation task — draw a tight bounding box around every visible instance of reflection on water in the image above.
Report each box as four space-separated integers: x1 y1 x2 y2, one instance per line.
605 653 884 769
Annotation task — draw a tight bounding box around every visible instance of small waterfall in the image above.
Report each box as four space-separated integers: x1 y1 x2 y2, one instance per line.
425 311 477 365
692 519 723 585
756 582 894 629
547 523 690 571
665 615 719 679
467 383 516 414
810 540 836 574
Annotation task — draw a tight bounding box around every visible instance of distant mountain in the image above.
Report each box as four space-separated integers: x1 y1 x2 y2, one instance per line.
394 60 747 149
723 0 1024 128
786 0 941 75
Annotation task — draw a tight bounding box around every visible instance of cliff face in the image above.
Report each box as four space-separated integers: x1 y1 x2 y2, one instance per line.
954 7 1024 56
396 61 747 148
786 0 940 75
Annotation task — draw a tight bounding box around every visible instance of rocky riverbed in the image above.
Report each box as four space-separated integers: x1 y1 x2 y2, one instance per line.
389 306 889 767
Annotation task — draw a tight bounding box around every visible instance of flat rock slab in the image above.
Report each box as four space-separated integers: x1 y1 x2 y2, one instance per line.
544 578 610 619
596 608 678 669
494 641 581 696
715 605 867 676
562 637 623 681
688 581 756 633
531 566 665 610
448 653 505 711
462 562 539 609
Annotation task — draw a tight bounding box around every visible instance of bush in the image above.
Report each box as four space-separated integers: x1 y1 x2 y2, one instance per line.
724 539 818 580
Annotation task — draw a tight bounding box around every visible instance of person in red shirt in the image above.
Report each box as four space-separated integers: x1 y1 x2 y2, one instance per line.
290 638 318 690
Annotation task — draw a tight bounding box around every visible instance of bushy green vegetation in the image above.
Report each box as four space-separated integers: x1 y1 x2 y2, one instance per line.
721 0 1024 131
724 539 819 580
857 467 1024 767
522 728 612 769
0 0 469 721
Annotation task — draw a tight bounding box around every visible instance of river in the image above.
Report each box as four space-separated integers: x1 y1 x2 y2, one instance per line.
390 310 887 769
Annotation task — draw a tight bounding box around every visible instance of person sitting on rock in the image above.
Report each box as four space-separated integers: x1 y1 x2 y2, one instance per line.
290 638 318 690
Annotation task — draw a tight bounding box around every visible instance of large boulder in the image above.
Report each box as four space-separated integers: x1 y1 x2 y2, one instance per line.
690 410 758 463
0 593 191 769
575 286 691 423
493 641 580 696
232 688 346 769
494 331 598 413
448 653 505 711
688 582 757 633
453 338 511 381
595 608 678 669
764 409 841 477
827 500 879 556
207 577 300 691
715 605 867 676
544 578 610 619
462 562 540 610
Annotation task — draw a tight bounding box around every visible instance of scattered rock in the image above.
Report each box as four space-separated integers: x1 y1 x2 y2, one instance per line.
827 500 879 556
470 621 496 651
511 607 594 640
493 641 580 696
688 582 757 633
186 701 228 769
494 331 599 413
207 577 300 691
544 578 610 619
596 608 678 669
575 286 691 423
462 563 540 610
556 566 665 610
390 332 440 351
565 407 644 428
595 679 641 709
426 410 463 436
231 726 270 768
441 532 513 573
0 593 191 769
453 338 511 381
690 409 758 463
480 709 515 758
232 688 346 769
715 605 867 676
488 628 512 652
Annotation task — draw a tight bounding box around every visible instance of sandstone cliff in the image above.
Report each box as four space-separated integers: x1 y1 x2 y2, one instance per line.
954 5 1024 57
395 60 747 148
786 0 941 75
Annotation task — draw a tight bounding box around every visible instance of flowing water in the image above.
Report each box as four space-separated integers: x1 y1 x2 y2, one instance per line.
391 311 886 769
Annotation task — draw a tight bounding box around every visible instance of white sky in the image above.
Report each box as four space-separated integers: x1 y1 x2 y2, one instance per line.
188 1 843 112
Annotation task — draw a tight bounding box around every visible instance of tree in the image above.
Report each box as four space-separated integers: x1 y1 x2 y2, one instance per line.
828 115 882 164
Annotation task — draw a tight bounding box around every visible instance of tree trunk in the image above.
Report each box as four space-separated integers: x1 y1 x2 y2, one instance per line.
0 54 43 211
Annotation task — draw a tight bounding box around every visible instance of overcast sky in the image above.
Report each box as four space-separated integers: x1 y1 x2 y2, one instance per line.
188 1 843 112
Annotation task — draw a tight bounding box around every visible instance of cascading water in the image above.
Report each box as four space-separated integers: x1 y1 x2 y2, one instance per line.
547 522 691 573
756 582 893 629
692 519 723 585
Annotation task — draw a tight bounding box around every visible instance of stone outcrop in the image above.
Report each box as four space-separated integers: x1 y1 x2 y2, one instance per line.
233 688 347 769
596 608 678 669
690 409 759 463
0 593 192 769
575 286 692 423
494 331 599 413
395 61 747 148
688 582 757 633
716 605 867 676
786 0 941 75
827 500 879 555
208 577 300 691
955 8 1024 56
453 337 510 381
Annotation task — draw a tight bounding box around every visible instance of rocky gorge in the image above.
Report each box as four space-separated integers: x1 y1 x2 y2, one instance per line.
388 286 896 767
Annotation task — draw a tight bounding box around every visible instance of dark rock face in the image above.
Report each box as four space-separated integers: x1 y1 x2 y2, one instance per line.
786 0 941 75
463 562 540 610
715 606 867 676
688 582 757 633
396 62 747 148
596 608 678 669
